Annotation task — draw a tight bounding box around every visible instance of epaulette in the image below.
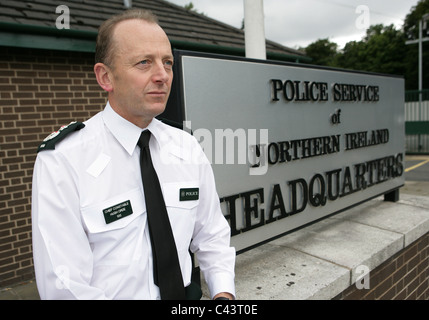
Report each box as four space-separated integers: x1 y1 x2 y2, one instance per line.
37 121 85 152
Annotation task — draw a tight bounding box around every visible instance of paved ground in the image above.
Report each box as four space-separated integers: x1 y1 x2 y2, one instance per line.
0 280 39 300
1 155 428 300
403 155 429 197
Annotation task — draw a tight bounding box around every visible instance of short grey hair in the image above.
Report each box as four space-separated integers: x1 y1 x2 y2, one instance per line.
95 9 159 66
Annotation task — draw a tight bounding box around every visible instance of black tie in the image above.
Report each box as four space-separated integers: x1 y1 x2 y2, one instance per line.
137 130 186 300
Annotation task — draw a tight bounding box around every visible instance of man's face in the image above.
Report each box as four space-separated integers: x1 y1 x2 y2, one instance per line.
108 19 174 128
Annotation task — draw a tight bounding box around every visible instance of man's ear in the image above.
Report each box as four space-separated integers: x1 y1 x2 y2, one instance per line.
94 63 114 92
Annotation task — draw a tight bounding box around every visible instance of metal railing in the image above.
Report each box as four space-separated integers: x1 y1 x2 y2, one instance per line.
405 89 429 154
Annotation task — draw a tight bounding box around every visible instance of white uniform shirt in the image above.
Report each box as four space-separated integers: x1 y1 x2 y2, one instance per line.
31 102 236 300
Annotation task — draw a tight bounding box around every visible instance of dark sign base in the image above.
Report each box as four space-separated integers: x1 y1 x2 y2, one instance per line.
384 188 400 202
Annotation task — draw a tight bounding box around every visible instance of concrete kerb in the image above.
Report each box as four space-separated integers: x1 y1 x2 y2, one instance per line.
212 192 429 300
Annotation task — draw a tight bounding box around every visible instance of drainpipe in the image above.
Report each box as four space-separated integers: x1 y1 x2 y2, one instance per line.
243 0 266 60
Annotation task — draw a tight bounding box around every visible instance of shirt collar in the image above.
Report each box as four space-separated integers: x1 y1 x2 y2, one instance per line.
102 102 166 156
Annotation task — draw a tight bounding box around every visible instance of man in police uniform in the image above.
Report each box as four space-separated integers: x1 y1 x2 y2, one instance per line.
31 9 235 300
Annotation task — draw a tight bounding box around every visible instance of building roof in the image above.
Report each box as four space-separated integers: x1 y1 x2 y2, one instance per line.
0 0 309 62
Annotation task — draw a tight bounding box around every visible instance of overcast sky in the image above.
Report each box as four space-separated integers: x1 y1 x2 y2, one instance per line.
166 0 420 49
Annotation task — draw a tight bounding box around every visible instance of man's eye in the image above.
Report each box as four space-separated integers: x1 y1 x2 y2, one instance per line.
139 60 149 65
164 60 173 69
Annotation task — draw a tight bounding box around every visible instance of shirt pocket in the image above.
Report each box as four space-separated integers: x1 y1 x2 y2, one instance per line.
81 188 146 234
162 181 199 251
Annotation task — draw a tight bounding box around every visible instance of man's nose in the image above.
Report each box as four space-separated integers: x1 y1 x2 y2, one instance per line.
152 61 170 83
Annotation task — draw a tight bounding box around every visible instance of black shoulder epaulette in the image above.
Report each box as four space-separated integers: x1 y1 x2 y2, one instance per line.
38 121 85 152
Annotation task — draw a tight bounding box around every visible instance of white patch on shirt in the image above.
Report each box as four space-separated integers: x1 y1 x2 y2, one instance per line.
86 153 111 178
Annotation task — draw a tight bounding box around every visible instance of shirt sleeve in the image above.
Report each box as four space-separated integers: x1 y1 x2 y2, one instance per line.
189 142 236 299
31 150 107 300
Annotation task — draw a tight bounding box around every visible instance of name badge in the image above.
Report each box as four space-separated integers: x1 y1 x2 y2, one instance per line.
180 188 199 201
103 200 133 224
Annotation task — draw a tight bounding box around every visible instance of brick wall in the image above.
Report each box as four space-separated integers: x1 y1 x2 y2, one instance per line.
0 47 106 287
334 232 429 300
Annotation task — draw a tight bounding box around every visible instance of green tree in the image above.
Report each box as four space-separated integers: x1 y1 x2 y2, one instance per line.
305 25 407 82
403 0 429 90
303 38 338 66
404 0 429 39
184 2 195 11
332 40 366 71
303 0 429 90
340 24 407 76
183 2 205 15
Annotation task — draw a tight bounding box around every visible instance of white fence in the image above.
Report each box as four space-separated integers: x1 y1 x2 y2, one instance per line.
405 97 429 154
